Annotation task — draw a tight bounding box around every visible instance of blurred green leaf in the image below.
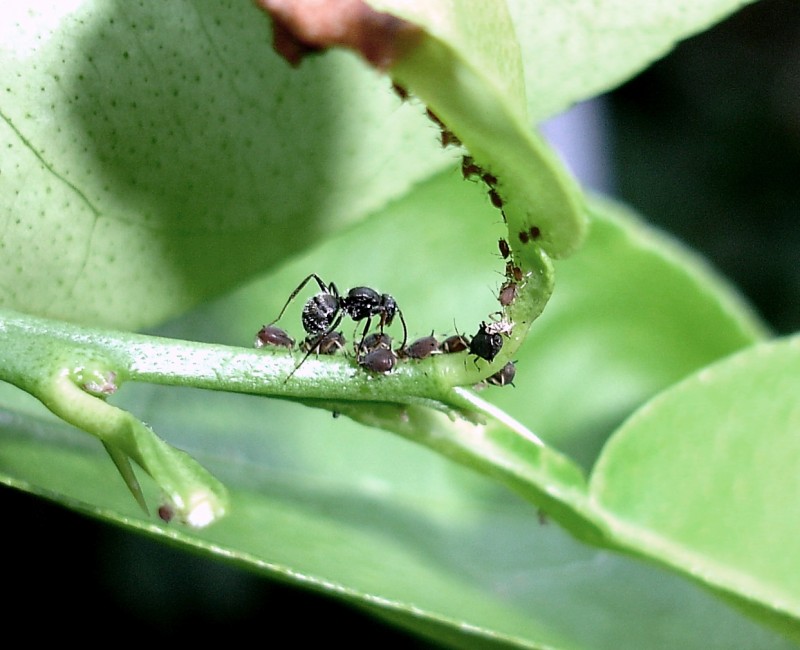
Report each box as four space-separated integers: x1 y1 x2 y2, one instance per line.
491 196 767 470
506 0 759 121
591 335 800 641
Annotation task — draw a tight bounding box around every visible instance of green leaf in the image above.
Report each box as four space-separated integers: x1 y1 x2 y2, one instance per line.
1 366 794 649
368 0 587 258
489 195 767 470
506 0 760 121
590 335 800 641
0 0 451 328
1 170 786 647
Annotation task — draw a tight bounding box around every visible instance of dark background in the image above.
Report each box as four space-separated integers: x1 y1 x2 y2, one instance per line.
3 0 798 645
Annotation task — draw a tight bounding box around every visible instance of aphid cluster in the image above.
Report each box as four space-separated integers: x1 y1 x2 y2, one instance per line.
254 272 518 388
255 273 410 379
461 155 506 220
518 225 541 243
426 107 461 148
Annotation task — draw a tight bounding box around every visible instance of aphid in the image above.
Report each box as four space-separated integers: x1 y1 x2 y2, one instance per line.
268 273 407 377
505 262 523 282
158 503 175 523
440 129 461 147
498 238 510 259
357 331 393 355
488 188 503 209
498 281 518 307
425 107 461 147
400 333 439 360
302 330 346 355
426 107 445 129
482 171 498 186
391 81 409 101
358 347 397 374
469 321 504 363
439 334 469 354
487 361 516 387
519 226 541 244
255 324 295 349
461 155 482 181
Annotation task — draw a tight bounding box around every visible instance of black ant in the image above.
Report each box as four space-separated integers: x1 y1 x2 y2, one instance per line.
268 274 408 378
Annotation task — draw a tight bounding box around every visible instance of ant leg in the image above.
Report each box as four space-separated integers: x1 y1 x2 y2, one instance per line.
355 317 373 358
268 273 329 326
284 312 344 383
396 308 409 352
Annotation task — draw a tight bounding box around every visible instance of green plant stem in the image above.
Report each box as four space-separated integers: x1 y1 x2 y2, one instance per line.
0 299 606 538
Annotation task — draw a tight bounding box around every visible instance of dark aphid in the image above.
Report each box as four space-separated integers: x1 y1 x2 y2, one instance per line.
498 238 510 259
359 347 397 374
426 107 445 129
482 171 498 186
401 333 439 360
488 188 503 209
487 361 516 387
441 129 461 148
425 107 461 147
440 334 469 354
498 281 518 307
358 331 392 355
303 330 346 355
158 503 175 523
520 225 541 243
461 155 482 181
505 262 523 283
391 82 409 101
255 324 295 349
469 322 503 363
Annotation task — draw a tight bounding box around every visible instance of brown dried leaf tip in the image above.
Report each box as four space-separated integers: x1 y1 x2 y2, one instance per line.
256 0 422 69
